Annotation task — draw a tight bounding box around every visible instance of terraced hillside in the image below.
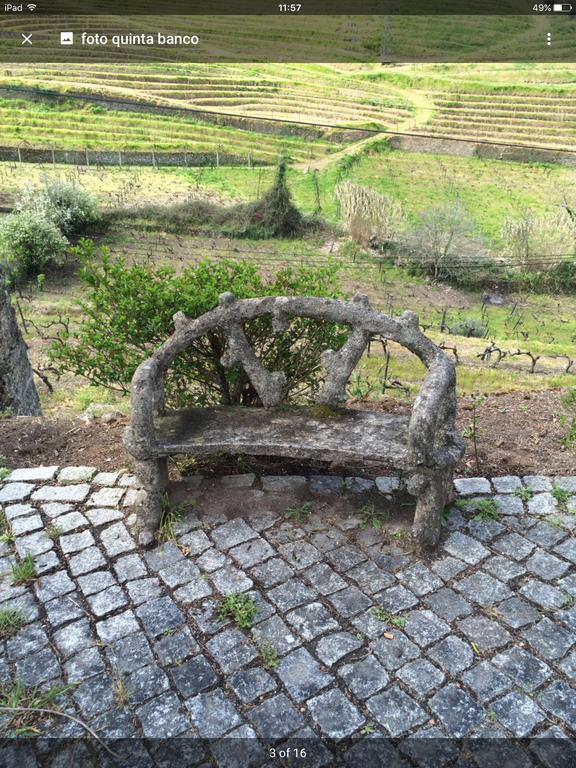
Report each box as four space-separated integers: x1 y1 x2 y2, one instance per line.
2 61 576 157
346 63 576 152
424 90 576 150
0 97 342 161
0 63 414 130
0 60 575 172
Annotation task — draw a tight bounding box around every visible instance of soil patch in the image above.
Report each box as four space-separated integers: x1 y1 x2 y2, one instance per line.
0 390 573 477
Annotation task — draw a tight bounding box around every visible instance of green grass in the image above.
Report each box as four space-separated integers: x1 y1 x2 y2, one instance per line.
334 149 572 250
0 98 335 160
157 496 182 544
157 497 195 543
0 608 26 640
11 553 36 586
0 680 76 736
3 146 575 253
473 498 500 521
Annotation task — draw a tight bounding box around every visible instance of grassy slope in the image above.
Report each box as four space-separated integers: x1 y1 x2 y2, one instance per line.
1 142 572 247
3 61 576 414
5 61 576 152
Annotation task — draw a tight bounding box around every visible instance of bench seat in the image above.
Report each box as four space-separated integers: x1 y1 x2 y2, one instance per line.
151 406 411 466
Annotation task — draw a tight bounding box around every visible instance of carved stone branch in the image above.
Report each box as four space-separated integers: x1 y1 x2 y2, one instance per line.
317 294 372 405
218 293 287 407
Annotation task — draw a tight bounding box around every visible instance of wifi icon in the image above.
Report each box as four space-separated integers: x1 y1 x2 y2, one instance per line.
27 3 37 10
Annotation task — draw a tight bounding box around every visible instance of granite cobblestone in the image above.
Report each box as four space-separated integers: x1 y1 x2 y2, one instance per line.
0 468 575 760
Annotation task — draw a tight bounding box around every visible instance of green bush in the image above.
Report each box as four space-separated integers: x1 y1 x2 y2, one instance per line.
514 259 576 294
16 179 100 237
449 318 488 338
49 240 348 408
0 212 68 284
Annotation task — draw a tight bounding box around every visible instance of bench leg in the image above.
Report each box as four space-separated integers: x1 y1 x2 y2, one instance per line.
409 469 454 551
131 458 168 546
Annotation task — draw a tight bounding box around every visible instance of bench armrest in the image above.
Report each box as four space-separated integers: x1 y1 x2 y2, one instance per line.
407 353 459 466
124 357 162 460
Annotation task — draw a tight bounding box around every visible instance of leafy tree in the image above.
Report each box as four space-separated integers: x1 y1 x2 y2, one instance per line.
0 212 68 285
50 240 347 408
16 179 101 237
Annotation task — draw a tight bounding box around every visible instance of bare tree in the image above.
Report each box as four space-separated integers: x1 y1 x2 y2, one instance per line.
404 202 488 281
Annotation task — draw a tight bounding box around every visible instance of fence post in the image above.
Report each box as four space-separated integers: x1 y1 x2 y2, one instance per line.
51 148 56 167
85 148 90 167
118 150 123 167
216 150 219 168
152 148 157 169
17 146 21 163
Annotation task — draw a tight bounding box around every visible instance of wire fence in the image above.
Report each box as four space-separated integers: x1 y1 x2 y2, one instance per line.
0 145 271 169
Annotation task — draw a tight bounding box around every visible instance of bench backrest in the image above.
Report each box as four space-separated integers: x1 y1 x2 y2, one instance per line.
154 292 441 407
127 293 459 466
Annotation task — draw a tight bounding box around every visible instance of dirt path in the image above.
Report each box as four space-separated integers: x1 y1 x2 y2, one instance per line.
295 85 435 172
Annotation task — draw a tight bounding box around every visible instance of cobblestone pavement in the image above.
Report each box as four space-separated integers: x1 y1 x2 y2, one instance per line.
0 467 575 767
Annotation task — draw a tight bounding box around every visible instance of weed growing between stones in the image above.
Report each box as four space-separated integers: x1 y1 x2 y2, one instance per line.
0 680 76 736
514 486 534 502
370 607 406 629
0 608 25 640
441 506 455 526
217 593 259 629
285 501 313 523
0 454 9 482
0 510 14 544
357 503 390 531
551 483 570 512
157 495 193 543
11 553 36 586
474 498 499 521
112 676 132 708
258 642 279 671
46 525 62 541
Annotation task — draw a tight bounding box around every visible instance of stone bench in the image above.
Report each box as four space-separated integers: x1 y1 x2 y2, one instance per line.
124 293 464 548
